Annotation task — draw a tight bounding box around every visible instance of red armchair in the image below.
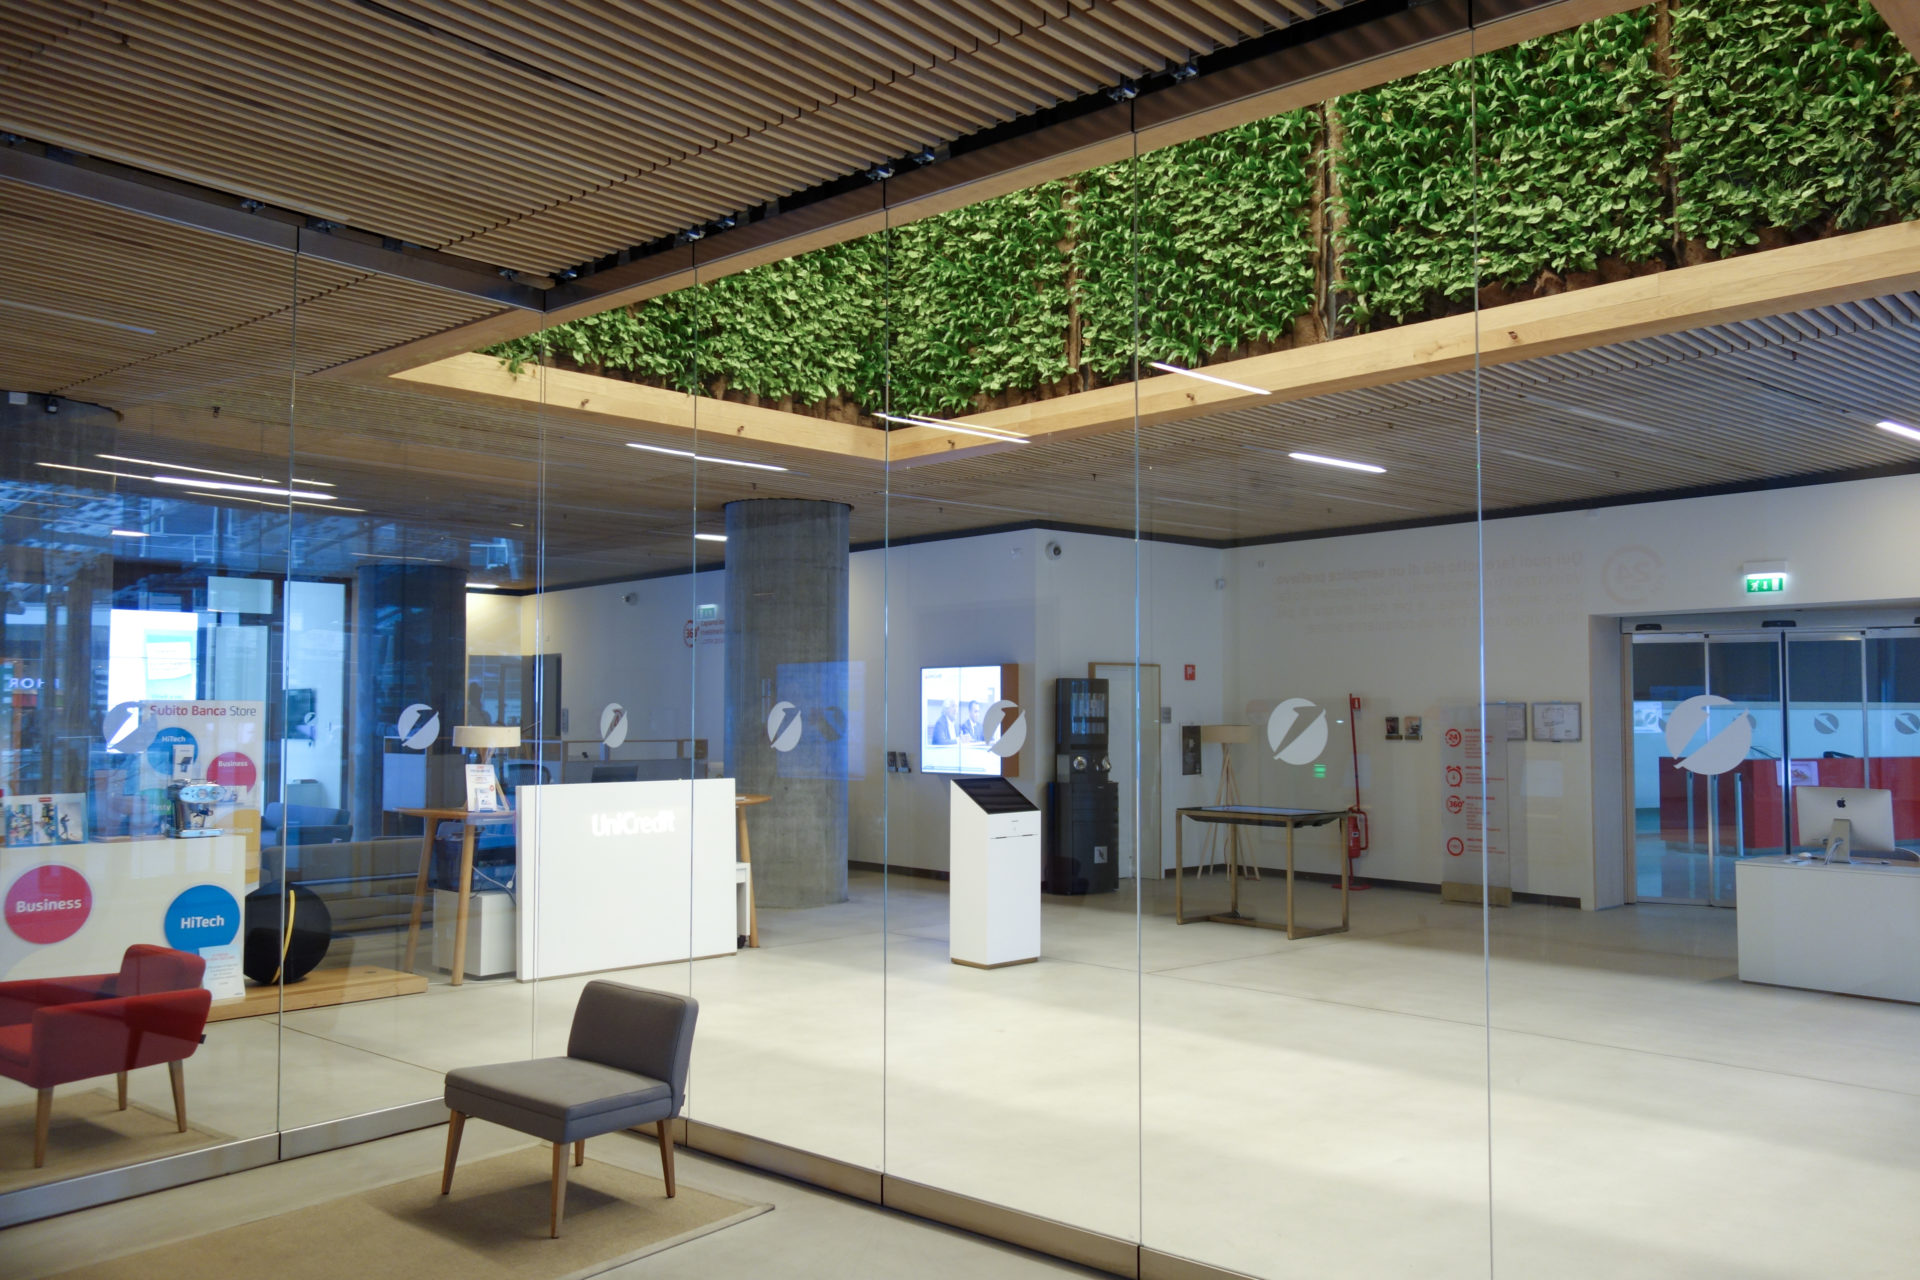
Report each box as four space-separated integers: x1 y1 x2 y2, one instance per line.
0 945 212 1167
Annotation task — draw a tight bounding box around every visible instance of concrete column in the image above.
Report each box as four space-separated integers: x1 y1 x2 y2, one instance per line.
724 500 851 908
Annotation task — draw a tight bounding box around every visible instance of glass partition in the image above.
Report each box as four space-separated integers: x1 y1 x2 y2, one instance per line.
877 164 1146 1237
1132 44 1494 1272
679 241 887 1171
0 202 297 1188
1481 5 1920 1275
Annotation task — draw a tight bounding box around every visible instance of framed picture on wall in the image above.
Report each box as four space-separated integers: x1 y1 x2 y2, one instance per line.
1531 702 1582 742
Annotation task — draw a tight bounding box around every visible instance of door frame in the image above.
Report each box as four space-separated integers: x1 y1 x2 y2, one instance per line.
1625 620 1920 905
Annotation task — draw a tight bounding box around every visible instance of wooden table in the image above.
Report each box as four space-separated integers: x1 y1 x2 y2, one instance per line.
1174 805 1351 940
394 806 516 985
735 794 770 948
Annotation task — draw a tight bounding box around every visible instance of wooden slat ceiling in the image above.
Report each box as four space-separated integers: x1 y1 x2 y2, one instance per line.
0 0 1326 278
0 180 512 402
12 291 1920 590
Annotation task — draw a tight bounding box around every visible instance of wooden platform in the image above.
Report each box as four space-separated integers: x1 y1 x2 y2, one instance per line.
207 965 428 1022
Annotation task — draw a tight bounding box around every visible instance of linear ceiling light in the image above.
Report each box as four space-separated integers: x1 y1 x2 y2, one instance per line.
150 476 335 500
45 461 336 502
694 532 728 542
625 442 788 472
1289 451 1386 474
0 297 157 335
184 490 365 513
1516 394 1659 435
38 462 147 481
110 529 149 537
872 412 1028 443
466 582 502 590
99 454 335 486
1877 419 1920 443
1148 361 1271 395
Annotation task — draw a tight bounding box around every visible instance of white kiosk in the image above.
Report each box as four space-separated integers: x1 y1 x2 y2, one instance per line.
948 777 1041 968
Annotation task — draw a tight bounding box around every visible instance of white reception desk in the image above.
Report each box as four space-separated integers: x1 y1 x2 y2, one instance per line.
1735 856 1920 1003
515 778 738 980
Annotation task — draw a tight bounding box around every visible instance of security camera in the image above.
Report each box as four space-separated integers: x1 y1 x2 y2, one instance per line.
1045 540 1064 560
621 592 638 605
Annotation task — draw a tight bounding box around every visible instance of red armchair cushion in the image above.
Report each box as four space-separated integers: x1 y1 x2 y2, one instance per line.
0 989 211 1090
0 976 116 1028
0 1023 27 1070
113 945 206 996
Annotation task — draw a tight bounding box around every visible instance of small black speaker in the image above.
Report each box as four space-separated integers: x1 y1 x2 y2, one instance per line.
243 884 333 985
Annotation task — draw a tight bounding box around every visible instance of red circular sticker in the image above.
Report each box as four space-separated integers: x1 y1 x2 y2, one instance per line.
1445 729 1463 747
5 865 93 944
1446 837 1466 858
205 751 257 791
1445 795 1465 815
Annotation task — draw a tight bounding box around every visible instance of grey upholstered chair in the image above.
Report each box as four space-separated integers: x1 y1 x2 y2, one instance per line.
440 981 698 1237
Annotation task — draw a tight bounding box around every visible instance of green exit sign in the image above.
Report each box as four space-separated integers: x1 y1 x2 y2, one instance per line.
1744 573 1787 594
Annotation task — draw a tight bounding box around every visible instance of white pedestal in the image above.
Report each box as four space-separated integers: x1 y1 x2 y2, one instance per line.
949 779 1041 968
433 889 516 979
1735 856 1920 1003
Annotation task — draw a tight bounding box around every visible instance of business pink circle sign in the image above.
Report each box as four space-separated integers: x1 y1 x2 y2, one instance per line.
5 865 93 944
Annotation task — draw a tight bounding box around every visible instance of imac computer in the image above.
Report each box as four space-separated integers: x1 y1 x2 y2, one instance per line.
1792 787 1908 864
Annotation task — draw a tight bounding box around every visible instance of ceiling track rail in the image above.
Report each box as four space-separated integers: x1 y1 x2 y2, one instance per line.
0 139 549 311
0 0 1627 351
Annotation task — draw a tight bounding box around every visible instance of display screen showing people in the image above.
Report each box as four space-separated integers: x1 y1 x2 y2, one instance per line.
921 666 1007 776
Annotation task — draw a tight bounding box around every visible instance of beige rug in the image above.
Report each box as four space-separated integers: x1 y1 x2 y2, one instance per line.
47 1142 770 1280
0 1089 229 1193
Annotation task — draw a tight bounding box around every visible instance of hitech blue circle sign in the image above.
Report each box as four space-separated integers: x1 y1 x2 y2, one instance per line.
164 884 240 952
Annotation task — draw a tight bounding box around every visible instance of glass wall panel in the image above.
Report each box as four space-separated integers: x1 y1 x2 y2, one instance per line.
679 242 887 1172
880 169 1144 1237
1483 4 1920 1275
0 201 296 1186
1134 46 1492 1275
273 303 548 1131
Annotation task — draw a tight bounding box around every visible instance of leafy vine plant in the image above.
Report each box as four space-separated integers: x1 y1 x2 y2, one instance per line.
490 0 1919 414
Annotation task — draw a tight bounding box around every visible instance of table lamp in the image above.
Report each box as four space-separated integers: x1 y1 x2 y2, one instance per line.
1198 724 1253 878
452 724 520 764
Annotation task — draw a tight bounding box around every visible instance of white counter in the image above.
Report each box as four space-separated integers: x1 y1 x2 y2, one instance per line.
1 835 250 984
1735 855 1920 1003
514 778 737 980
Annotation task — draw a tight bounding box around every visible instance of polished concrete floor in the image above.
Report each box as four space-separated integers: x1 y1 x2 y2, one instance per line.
2 1122 1103 1280
6 869 1920 1279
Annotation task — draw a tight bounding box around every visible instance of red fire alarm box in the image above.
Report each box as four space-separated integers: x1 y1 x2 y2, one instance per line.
1183 664 1195 681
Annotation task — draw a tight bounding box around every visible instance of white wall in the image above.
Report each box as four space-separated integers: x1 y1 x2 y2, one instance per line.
850 529 1229 872
1227 473 1920 907
520 571 726 757
465 591 523 656
491 471 1920 905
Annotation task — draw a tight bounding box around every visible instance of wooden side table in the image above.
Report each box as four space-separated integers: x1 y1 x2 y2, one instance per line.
393 807 515 985
735 794 770 948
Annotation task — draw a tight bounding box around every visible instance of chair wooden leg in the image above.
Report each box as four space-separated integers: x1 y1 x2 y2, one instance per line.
441 1111 466 1194
656 1119 676 1198
167 1060 187 1133
33 1089 52 1169
550 1141 569 1238
117 1071 128 1111
573 1138 584 1167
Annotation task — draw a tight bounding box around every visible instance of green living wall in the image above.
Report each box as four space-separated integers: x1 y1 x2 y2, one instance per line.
491 0 1920 415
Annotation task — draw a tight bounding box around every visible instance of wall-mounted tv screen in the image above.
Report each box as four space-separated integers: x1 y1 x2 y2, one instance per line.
921 665 1011 776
